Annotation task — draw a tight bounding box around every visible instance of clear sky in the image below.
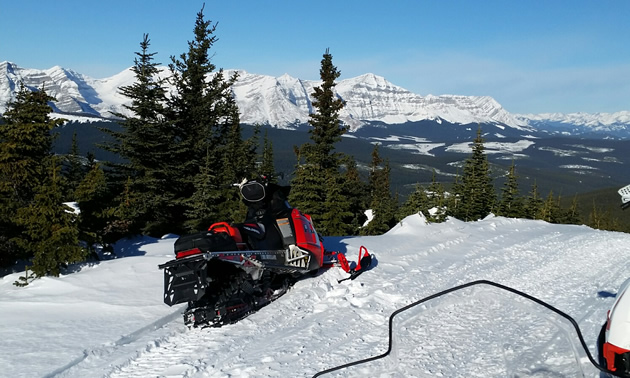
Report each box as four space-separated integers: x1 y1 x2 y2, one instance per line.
2 0 629 114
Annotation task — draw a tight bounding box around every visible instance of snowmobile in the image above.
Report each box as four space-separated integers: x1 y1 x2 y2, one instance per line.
158 177 326 328
595 183 630 377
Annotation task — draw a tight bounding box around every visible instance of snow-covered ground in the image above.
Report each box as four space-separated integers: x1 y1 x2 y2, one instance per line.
2 214 629 378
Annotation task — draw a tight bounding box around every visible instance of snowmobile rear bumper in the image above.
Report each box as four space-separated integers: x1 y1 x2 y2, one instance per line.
158 248 318 306
159 254 209 306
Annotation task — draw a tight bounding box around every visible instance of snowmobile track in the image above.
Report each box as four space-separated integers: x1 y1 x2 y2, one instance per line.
47 308 185 378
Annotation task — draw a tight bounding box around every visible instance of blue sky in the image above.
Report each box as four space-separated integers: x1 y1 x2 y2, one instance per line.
2 0 629 114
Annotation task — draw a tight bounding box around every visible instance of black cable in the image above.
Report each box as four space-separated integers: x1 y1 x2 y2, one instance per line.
313 279 627 377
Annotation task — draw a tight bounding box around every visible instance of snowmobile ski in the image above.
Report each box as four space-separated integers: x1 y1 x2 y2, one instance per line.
337 246 373 283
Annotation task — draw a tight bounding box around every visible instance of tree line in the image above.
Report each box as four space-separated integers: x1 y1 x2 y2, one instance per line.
0 6 623 285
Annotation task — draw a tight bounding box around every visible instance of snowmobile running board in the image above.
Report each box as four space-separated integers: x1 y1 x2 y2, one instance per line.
158 249 312 273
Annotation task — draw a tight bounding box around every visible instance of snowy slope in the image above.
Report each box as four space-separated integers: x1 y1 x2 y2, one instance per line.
1 214 629 377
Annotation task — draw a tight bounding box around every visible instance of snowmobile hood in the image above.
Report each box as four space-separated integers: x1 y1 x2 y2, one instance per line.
607 278 630 349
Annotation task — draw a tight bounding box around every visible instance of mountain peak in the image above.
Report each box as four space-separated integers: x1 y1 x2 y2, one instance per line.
0 63 531 130
14 63 628 133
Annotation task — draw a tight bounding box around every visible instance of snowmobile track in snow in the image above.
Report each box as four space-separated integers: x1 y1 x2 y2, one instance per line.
48 308 185 378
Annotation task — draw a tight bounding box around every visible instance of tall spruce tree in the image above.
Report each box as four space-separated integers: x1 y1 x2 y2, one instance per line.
167 6 242 230
0 85 65 267
451 126 495 221
102 33 176 236
290 49 354 236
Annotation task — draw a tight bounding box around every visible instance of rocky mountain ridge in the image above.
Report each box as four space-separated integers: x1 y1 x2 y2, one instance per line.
2 61 629 137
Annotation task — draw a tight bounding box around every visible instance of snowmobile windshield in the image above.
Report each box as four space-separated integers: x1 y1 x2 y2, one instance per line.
240 181 266 202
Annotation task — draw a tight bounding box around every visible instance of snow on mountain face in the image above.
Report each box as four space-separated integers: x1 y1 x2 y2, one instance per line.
2 61 629 136
0 61 529 131
517 111 630 131
335 73 530 131
0 61 132 118
230 70 316 128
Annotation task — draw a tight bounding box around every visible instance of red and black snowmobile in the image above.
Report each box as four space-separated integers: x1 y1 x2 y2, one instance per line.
158 177 326 328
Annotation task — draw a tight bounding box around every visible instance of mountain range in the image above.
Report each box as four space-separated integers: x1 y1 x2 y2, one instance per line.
3 61 630 199
2 61 630 138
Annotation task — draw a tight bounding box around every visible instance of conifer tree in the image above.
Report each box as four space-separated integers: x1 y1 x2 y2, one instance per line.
525 181 544 219
539 191 564 223
451 126 495 221
290 49 354 236
0 84 64 206
14 159 85 281
399 183 429 220
214 116 258 224
587 201 619 231
341 157 368 233
62 131 86 200
184 150 222 232
362 144 397 235
102 33 175 236
497 161 524 218
290 145 326 222
101 177 139 244
306 48 346 171
320 173 354 236
260 129 277 183
426 172 448 222
74 161 110 254
167 6 241 230
0 85 65 267
562 195 582 225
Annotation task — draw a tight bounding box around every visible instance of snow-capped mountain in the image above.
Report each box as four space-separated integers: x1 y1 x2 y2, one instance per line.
0 61 527 131
231 70 530 131
0 61 134 118
3 61 630 138
515 111 630 139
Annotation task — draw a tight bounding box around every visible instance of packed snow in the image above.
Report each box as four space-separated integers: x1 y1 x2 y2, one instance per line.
2 213 630 377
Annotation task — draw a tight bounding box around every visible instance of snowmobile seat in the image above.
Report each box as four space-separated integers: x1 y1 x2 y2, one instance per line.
173 229 239 259
209 222 247 250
